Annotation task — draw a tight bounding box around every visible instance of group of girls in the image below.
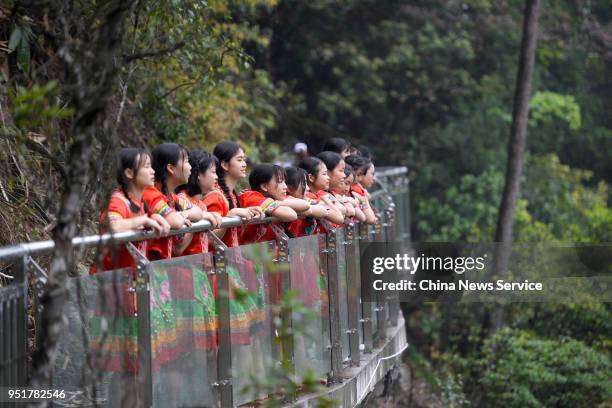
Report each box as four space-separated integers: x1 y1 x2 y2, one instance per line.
91 137 378 399
99 137 378 271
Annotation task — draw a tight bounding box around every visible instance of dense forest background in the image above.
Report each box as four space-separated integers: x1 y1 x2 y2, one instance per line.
1 0 610 406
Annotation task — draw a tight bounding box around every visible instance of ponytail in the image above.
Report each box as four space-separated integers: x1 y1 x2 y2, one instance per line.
151 143 189 203
213 141 243 209
217 170 237 209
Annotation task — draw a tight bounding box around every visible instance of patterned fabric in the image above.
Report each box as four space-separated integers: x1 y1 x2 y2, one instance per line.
143 185 193 260
148 256 217 373
260 197 281 216
89 272 138 373
239 190 280 244
203 188 266 345
306 190 341 231
226 254 267 345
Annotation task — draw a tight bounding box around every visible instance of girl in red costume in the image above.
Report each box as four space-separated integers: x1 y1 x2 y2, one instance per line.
298 156 345 230
98 148 169 272
91 148 170 383
175 149 223 256
240 164 311 244
142 143 205 260
203 141 266 350
333 162 366 223
345 154 377 224
203 141 263 246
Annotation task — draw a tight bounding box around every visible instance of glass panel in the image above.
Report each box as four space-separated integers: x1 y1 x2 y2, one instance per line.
288 234 332 378
225 242 275 406
149 254 217 408
52 268 138 406
352 234 364 348
335 228 350 364
368 226 379 340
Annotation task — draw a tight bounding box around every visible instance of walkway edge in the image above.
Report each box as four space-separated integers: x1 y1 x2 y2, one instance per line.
287 315 408 407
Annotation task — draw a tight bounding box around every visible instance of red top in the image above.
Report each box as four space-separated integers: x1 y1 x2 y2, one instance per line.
203 187 240 247
286 195 318 238
142 185 192 260
239 190 282 244
351 183 367 197
97 189 147 272
176 191 209 256
305 190 340 232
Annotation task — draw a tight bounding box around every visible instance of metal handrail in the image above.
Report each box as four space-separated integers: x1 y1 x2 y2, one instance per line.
375 166 408 177
0 216 274 260
0 166 409 261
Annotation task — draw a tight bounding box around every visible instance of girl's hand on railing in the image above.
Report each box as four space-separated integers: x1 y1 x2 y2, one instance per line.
247 206 265 219
203 212 222 228
229 207 254 221
150 214 171 235
345 203 356 217
140 216 164 235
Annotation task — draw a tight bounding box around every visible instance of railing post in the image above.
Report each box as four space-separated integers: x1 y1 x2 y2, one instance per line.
268 233 282 364
345 223 360 366
373 219 387 340
358 223 373 353
271 224 295 402
2 256 28 389
209 232 233 408
321 223 342 382
16 256 27 387
384 208 400 326
127 243 152 408
25 257 48 382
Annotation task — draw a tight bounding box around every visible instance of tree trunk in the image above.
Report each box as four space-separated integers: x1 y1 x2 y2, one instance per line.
29 0 134 391
492 0 541 330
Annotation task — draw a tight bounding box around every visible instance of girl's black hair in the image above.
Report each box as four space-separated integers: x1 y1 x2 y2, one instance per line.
298 156 323 179
355 144 372 159
344 163 355 178
177 149 218 197
285 166 307 194
249 164 286 195
116 147 151 214
151 143 189 208
322 137 350 154
213 141 243 209
345 154 371 176
316 151 343 172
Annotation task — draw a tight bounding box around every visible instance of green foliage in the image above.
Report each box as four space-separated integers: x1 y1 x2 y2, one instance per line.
405 346 471 408
8 23 33 73
9 81 74 130
125 0 284 157
525 302 612 347
529 91 581 131
523 154 611 242
476 329 611 408
416 168 503 241
416 154 611 243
